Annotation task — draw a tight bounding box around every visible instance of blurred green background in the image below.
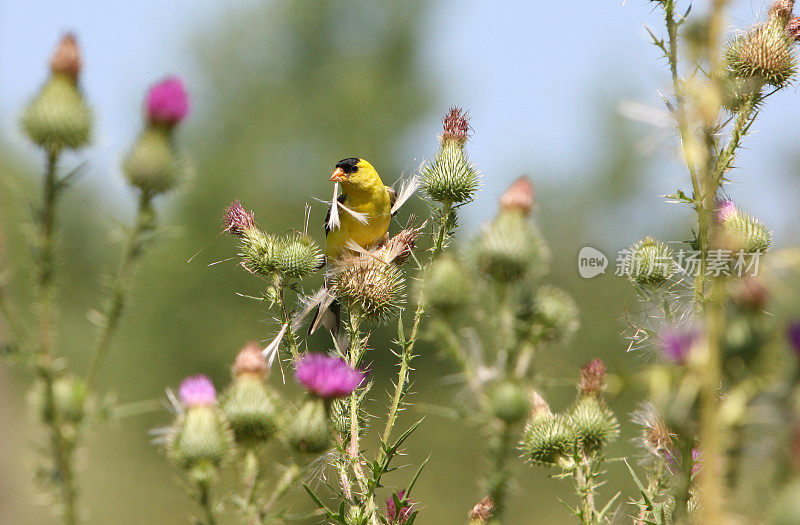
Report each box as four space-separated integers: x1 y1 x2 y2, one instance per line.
2 0 800 523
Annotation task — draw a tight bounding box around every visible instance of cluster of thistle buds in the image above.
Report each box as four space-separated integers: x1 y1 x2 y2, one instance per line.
520 359 619 468
223 200 323 287
721 0 800 108
165 344 367 481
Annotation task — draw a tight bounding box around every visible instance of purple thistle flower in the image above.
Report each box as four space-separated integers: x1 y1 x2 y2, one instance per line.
665 446 702 475
787 320 800 356
386 490 414 523
146 77 190 126
716 199 738 223
295 353 366 399
223 199 255 235
179 375 216 408
659 327 699 364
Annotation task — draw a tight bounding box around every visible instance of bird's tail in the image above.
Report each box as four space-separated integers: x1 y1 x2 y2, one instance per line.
309 298 340 337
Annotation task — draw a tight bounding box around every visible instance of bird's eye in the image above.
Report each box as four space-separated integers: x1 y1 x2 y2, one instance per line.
351 165 359 173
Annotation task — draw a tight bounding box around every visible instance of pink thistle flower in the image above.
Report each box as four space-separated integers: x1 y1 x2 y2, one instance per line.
787 320 800 356
146 77 190 126
233 341 268 378
715 199 738 223
659 327 700 364
386 490 415 523
441 106 470 145
295 353 366 399
179 375 216 408
499 176 536 215
223 199 255 235
578 358 606 397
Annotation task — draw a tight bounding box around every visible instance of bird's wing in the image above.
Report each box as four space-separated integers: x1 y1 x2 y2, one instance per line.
325 193 348 237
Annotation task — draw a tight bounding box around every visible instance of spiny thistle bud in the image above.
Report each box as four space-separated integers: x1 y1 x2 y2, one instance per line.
30 374 88 426
422 107 480 204
123 78 190 195
378 225 423 266
632 403 674 456
489 381 532 423
122 127 183 195
420 255 474 313
468 496 495 525
274 234 323 279
145 77 190 127
724 17 797 88
295 353 366 399
221 347 279 446
469 212 549 283
223 200 256 236
568 397 619 454
623 237 673 288
386 490 415 524
240 229 279 276
21 34 92 153
578 358 607 398
50 33 82 81
533 285 579 343
346 506 369 525
521 414 576 466
168 376 233 475
771 0 796 22
788 17 800 40
285 398 330 453
441 106 470 146
332 256 405 320
499 176 535 216
719 72 765 112
715 201 773 255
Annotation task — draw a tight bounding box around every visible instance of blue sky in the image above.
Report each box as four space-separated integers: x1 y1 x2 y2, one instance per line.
1 0 798 242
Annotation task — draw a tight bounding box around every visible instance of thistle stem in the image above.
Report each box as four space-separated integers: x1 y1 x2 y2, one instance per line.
262 462 303 518
486 419 515 520
86 191 155 389
275 279 301 362
35 149 79 525
198 480 216 525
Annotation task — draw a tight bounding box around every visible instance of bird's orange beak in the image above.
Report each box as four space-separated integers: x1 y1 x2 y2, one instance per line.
330 167 346 182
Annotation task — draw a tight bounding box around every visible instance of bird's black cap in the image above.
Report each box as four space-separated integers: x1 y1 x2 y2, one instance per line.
335 157 360 174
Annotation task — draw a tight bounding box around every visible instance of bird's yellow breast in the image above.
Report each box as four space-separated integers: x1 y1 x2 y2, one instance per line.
326 181 391 260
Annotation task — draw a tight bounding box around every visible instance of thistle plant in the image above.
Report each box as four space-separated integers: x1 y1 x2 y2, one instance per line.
622 0 800 522
156 107 479 524
0 33 191 524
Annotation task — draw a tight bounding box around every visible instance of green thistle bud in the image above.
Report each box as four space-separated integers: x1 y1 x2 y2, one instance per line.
719 208 773 254
30 374 88 426
623 237 673 288
220 374 279 447
532 285 579 344
568 397 619 454
274 234 323 279
332 256 405 320
422 140 481 205
489 381 531 423
421 255 473 313
122 126 186 195
240 229 279 276
469 211 549 283
285 399 331 454
169 405 234 471
521 414 576 466
22 35 92 153
724 17 797 88
346 505 369 525
719 72 765 112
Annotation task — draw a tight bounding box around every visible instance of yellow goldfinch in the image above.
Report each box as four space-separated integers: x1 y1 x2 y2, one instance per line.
310 158 394 335
325 157 393 260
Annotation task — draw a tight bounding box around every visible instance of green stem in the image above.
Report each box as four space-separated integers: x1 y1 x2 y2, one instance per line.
262 462 303 518
85 192 155 389
486 419 514 521
34 149 79 525
198 481 216 525
242 450 264 525
432 200 453 257
576 454 597 525
275 279 301 362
